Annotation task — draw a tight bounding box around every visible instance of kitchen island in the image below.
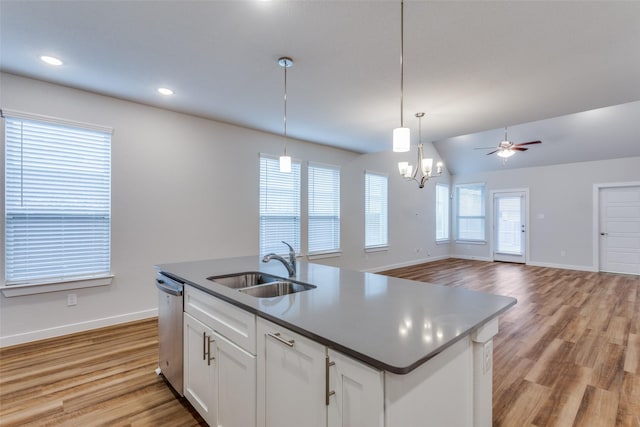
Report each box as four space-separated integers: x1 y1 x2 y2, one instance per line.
157 256 516 427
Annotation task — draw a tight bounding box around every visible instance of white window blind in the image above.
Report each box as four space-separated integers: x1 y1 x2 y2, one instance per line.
456 183 486 241
436 183 450 241
365 171 388 248
4 115 111 284
259 154 300 257
308 162 340 254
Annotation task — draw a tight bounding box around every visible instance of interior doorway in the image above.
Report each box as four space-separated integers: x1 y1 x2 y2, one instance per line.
598 185 640 275
492 190 527 264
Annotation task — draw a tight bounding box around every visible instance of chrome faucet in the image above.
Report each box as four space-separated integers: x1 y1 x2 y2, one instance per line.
262 241 296 277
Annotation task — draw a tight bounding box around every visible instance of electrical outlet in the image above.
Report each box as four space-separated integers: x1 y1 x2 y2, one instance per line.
67 293 77 306
483 341 493 374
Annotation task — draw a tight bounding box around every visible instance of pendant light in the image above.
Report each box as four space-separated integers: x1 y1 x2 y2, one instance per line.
278 57 293 172
398 113 443 188
392 0 410 152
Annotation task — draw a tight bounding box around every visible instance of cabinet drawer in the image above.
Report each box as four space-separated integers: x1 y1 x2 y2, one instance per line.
185 285 256 354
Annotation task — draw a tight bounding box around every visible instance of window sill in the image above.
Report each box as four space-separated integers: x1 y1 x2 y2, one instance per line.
455 240 487 245
1 275 114 297
436 239 450 245
365 245 389 253
307 250 342 260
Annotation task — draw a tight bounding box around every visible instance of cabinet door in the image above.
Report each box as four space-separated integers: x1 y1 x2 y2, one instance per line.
257 319 326 427
327 349 384 427
184 313 217 427
215 331 257 427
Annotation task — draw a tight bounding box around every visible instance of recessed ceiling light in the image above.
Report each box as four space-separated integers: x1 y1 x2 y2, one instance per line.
157 87 174 96
41 55 63 66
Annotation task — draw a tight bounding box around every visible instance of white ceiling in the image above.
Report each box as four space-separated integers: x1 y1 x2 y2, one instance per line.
1 1 639 173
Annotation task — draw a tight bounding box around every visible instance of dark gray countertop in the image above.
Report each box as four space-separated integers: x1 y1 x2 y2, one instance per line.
156 256 516 374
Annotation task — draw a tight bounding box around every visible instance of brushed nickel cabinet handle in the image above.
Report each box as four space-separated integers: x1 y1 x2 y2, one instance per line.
325 356 335 406
202 331 207 361
207 336 215 366
267 332 295 347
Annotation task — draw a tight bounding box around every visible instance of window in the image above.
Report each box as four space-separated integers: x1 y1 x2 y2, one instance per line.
436 183 450 241
308 162 340 254
456 183 486 242
259 154 300 257
364 171 388 249
4 114 111 285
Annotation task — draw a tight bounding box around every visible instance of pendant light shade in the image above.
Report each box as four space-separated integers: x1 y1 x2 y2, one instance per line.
393 127 410 152
278 56 293 172
279 154 292 172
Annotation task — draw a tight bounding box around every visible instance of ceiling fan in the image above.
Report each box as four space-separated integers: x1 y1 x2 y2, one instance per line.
476 127 541 158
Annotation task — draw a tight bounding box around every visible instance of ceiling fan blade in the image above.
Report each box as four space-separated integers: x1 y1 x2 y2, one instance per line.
514 140 542 146
512 147 528 151
486 150 499 155
474 147 498 150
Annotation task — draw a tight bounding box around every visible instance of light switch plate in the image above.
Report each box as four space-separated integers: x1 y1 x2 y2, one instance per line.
67 293 77 306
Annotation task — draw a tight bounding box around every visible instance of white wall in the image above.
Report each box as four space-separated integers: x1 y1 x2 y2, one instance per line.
451 157 640 269
329 148 451 272
3 73 634 346
0 73 447 345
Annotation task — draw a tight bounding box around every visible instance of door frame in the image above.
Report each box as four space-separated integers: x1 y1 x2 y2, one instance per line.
592 181 640 272
489 188 529 264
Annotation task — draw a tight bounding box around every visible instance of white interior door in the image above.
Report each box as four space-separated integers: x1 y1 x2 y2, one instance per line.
599 186 640 275
493 191 526 263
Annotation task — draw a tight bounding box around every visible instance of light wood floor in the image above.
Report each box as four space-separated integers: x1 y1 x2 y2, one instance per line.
382 259 640 427
0 318 206 426
1 259 638 426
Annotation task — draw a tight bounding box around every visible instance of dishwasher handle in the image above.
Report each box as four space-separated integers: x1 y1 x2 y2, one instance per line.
156 278 183 296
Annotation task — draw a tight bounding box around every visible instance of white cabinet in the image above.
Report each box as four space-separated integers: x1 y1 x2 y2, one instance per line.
183 283 257 427
327 349 384 427
256 318 383 427
257 318 327 427
184 312 257 427
184 285 256 354
215 331 256 427
184 312 217 426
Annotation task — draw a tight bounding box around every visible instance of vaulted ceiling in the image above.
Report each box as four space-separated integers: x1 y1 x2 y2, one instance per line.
1 1 639 174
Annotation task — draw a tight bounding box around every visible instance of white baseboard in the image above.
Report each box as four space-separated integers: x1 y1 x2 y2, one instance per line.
451 256 597 272
364 255 450 273
526 261 597 272
450 255 493 262
0 308 158 348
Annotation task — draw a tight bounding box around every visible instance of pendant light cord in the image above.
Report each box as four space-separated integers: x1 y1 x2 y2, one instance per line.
400 0 404 128
283 64 288 156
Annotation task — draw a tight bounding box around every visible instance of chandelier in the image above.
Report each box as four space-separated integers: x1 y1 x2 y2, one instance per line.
398 113 443 188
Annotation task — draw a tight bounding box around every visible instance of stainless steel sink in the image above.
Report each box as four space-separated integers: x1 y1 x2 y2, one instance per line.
207 272 316 298
207 272 280 289
238 281 316 298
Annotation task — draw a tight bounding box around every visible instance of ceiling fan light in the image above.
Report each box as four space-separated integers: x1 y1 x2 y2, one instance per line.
393 127 410 152
497 149 515 158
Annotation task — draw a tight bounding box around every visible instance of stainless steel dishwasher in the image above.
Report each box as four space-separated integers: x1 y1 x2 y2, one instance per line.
156 272 184 395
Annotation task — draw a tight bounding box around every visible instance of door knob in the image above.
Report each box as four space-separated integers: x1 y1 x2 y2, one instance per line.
600 232 608 236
